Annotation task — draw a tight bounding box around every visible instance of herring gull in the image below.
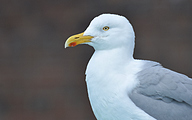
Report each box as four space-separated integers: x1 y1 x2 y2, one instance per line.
65 14 192 120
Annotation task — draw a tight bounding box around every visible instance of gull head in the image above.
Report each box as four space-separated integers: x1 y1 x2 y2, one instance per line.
65 14 135 51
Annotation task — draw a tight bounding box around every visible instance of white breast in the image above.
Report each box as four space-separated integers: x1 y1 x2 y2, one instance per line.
85 51 156 120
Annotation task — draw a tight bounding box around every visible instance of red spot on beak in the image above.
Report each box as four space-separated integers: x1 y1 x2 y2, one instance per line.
69 42 77 47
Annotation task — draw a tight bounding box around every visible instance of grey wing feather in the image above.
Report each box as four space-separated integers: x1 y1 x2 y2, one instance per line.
129 61 192 120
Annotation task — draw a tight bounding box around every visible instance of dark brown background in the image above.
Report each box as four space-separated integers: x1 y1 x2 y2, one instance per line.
0 0 192 120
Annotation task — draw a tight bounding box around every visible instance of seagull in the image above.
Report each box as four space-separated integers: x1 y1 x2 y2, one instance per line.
65 14 192 120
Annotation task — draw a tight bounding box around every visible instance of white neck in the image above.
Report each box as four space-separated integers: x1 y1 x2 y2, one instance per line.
86 46 134 76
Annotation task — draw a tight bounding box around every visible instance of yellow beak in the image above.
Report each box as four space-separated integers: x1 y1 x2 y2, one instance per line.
64 32 94 48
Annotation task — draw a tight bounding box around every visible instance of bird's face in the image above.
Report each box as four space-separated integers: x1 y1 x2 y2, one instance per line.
65 14 135 50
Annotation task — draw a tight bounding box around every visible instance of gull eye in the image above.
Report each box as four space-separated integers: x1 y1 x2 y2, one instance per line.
103 26 109 31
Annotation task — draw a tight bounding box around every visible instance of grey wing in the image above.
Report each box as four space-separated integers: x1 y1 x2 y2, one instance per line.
129 62 192 120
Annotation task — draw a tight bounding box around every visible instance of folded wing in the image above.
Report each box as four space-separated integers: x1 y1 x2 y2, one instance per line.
129 62 192 120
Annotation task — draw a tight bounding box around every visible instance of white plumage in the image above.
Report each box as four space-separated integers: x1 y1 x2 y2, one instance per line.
65 14 192 120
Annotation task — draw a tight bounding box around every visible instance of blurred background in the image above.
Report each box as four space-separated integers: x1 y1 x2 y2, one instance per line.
0 0 192 120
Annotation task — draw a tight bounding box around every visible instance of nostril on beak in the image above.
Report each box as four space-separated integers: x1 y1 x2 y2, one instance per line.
74 37 79 39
